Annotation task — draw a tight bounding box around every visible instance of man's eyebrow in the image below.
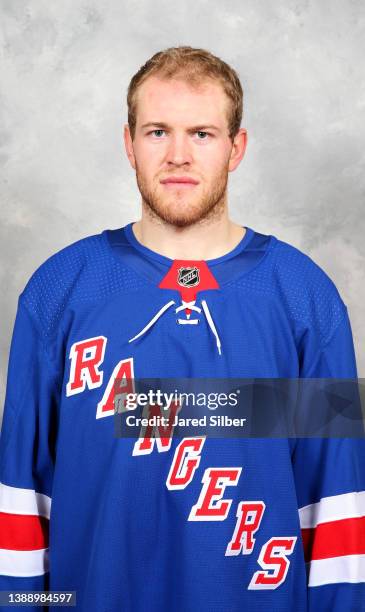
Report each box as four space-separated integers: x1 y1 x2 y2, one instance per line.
140 122 220 132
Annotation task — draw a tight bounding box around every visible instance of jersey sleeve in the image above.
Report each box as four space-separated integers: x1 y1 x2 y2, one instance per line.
299 305 358 378
293 305 365 610
0 296 60 610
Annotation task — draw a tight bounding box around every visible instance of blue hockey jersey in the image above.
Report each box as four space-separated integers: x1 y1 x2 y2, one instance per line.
0 223 364 611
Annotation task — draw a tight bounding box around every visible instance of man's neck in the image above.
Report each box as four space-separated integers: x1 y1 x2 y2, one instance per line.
131 214 246 261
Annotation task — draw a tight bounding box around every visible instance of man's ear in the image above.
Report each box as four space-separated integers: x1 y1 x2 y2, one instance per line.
228 128 248 172
123 123 136 170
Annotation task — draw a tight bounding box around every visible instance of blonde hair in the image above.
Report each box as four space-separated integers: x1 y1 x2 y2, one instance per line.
127 46 243 141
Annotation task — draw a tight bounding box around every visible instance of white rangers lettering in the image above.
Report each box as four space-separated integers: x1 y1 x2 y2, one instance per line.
66 336 107 396
248 537 297 589
188 467 242 521
166 437 206 490
132 402 181 456
226 501 266 556
96 358 135 419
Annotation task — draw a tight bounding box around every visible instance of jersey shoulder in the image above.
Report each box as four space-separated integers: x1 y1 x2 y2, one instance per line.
237 232 348 349
19 230 147 340
271 236 347 346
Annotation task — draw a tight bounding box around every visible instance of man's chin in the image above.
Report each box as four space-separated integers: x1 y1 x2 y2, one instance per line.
151 207 211 228
141 189 227 228
163 216 199 229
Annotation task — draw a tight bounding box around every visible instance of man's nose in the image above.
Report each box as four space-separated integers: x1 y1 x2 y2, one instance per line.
166 134 193 165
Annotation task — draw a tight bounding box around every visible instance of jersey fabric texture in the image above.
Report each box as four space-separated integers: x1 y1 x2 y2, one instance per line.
0 223 364 612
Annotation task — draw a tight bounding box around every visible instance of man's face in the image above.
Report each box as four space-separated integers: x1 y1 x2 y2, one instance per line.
124 76 246 228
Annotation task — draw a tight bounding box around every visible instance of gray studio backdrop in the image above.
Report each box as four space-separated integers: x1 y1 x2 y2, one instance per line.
1 1 365 418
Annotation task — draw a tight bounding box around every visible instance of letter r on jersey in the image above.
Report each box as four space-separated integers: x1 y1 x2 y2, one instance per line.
225 501 266 556
66 336 107 396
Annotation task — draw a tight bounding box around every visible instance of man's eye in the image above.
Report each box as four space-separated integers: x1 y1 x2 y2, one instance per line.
196 131 209 139
151 129 165 137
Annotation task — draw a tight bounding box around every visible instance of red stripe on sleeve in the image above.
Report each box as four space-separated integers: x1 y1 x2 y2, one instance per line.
0 512 49 551
301 515 365 562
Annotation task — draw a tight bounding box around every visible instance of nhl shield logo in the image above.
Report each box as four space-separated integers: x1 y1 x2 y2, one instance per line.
177 267 200 288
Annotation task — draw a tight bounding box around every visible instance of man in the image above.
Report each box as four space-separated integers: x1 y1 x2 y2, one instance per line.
0 46 364 611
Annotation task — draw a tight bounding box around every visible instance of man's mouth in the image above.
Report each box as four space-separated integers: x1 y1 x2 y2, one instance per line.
160 176 199 186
